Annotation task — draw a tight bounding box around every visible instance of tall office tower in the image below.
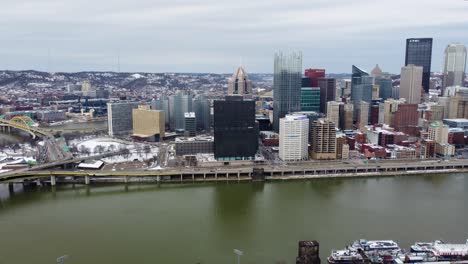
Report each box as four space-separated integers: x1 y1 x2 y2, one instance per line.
351 65 373 122
376 77 393 101
170 92 192 132
151 97 170 128
405 38 433 93
107 101 139 136
317 77 336 114
132 105 165 141
371 64 383 78
228 66 253 95
304 69 325 87
400 65 423 104
300 87 320 112
340 103 354 130
273 51 302 132
279 114 309 161
310 118 336 160
326 101 341 128
443 43 467 88
184 112 196 137
214 96 258 160
193 96 211 132
358 101 369 132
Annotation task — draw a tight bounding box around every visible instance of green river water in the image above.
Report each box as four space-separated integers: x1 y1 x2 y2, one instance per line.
0 173 467 264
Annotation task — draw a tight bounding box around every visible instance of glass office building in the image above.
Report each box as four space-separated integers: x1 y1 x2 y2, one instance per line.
214 96 258 160
300 87 320 112
351 65 373 122
273 51 302 132
405 38 433 93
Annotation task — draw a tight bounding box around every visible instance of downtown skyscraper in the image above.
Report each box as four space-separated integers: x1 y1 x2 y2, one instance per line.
405 38 433 93
351 65 373 122
273 51 302 132
443 43 467 88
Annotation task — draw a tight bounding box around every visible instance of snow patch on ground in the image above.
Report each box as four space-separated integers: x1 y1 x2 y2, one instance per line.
69 137 159 164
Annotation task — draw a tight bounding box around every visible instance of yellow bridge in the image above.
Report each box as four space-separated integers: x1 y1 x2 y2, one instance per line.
0 116 54 139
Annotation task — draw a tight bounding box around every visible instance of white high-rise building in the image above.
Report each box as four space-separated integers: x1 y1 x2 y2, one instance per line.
400 65 423 104
443 43 467 88
279 114 309 161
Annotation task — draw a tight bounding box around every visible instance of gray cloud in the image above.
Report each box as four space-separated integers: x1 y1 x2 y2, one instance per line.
0 0 467 74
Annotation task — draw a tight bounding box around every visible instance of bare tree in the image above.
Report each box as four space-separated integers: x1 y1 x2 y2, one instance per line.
143 145 151 158
108 144 116 153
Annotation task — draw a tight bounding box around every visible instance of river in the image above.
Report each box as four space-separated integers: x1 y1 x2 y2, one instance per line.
0 173 467 264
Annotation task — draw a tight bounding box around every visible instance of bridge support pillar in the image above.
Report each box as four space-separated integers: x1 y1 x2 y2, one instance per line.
124 176 128 183
180 174 183 182
157 176 160 183
192 174 195 181
238 172 240 179
8 183 14 193
215 172 218 179
85 176 90 185
50 176 56 186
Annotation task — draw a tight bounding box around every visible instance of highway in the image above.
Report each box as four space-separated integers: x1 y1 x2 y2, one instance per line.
1 158 467 184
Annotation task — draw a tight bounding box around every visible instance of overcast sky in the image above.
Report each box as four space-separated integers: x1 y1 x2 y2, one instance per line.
1 0 467 74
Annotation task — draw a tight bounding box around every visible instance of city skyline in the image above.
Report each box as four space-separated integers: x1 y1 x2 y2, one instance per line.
1 0 467 73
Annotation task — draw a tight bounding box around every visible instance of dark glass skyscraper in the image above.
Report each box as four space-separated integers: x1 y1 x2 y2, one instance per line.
405 38 433 93
351 65 373 122
317 77 336 114
214 96 258 160
273 51 302 132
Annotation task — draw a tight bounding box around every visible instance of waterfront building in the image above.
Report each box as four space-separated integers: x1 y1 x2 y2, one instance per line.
336 133 350 160
228 66 253 96
300 87 320 112
279 114 309 161
132 105 165 141
184 112 196 137
405 38 433 93
291 111 325 143
273 51 302 132
175 136 214 156
318 77 336 114
107 101 139 136
193 96 211 132
443 43 467 88
351 65 373 122
376 77 393 101
310 118 336 160
304 69 325 87
213 96 258 160
326 101 341 128
400 64 423 104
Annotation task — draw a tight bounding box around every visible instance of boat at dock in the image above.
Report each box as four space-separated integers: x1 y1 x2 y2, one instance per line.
328 239 468 264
